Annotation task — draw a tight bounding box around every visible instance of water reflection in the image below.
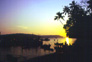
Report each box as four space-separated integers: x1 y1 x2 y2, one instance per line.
0 38 76 62
43 38 76 49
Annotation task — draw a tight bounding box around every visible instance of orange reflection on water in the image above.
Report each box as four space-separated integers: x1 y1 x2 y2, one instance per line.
65 37 76 46
57 38 76 46
66 37 69 45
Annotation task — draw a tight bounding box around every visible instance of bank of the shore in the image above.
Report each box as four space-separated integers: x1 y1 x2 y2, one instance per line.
23 39 92 62
23 53 63 62
24 50 92 62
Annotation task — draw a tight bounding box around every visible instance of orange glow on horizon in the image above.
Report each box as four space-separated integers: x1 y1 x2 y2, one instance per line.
1 26 67 37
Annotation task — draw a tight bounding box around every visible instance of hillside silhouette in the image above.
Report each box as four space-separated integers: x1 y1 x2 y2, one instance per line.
0 33 42 48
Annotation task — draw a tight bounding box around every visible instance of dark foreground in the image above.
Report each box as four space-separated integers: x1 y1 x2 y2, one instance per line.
23 52 92 62
23 39 92 62
0 39 92 62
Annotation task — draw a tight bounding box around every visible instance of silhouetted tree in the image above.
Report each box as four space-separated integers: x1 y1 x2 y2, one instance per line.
54 1 92 38
87 0 92 10
63 1 86 37
54 12 65 25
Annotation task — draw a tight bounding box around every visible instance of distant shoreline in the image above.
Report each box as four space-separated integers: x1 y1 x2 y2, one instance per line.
40 35 64 38
0 33 64 38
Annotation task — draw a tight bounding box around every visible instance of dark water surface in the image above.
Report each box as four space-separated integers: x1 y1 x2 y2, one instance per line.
0 38 76 62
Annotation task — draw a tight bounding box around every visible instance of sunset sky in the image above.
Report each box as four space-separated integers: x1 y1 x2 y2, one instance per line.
0 0 81 37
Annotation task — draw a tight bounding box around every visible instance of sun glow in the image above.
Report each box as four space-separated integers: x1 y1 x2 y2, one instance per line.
66 37 69 45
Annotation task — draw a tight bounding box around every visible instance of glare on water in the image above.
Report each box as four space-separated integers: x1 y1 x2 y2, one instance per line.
66 37 69 45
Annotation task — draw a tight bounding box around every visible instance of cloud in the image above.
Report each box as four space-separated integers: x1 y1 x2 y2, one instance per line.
17 26 28 29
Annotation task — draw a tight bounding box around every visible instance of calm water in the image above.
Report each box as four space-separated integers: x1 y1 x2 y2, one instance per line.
0 38 76 62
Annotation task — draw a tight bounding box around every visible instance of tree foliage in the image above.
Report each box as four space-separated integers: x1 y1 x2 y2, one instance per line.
55 0 92 38
54 12 64 24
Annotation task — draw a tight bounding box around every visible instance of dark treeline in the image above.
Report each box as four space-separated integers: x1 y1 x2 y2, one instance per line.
64 0 92 39
0 34 42 48
54 0 92 47
55 0 92 39
54 1 92 61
